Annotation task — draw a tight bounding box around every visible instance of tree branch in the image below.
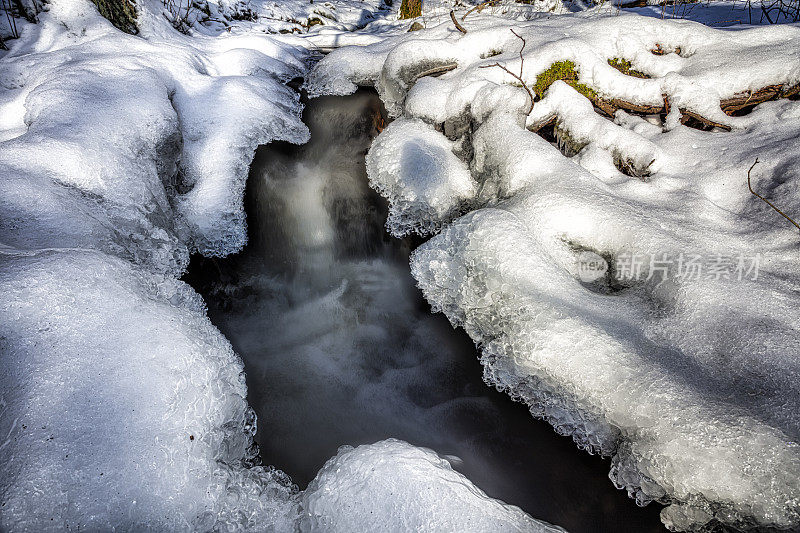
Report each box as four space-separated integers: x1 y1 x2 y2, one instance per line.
413 63 458 82
462 0 499 20
479 29 534 115
450 10 467 33
747 158 800 231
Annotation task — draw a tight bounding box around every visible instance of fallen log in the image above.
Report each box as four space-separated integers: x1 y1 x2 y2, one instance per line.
680 110 732 131
527 113 556 133
722 83 800 115
450 10 467 34
529 81 798 134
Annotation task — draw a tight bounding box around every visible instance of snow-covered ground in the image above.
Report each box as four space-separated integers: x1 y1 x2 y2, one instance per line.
2 0 799 530
310 7 800 533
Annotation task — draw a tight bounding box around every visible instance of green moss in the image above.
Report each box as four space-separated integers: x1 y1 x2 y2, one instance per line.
91 0 138 34
533 60 596 101
607 57 648 79
399 0 422 19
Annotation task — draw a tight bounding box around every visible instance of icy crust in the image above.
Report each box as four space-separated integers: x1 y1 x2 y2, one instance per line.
366 118 477 236
300 439 564 533
410 188 800 530
315 13 800 533
0 2 566 531
423 111 800 531
0 0 309 267
0 248 299 531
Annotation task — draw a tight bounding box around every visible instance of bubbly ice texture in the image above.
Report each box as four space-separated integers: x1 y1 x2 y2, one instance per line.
301 439 565 533
310 11 800 532
0 248 300 531
0 1 305 530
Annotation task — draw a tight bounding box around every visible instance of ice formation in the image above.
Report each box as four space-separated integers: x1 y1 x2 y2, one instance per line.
366 117 477 236
301 439 565 532
310 11 800 532
1 0 310 265
0 248 300 530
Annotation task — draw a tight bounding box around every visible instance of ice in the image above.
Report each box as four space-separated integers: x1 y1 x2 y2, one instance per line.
366 118 477 236
0 248 300 531
312 11 800 531
301 439 565 533
0 0 308 529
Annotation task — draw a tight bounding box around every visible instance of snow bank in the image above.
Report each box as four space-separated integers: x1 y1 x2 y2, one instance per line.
312 12 800 532
190 0 391 35
310 13 800 129
0 1 311 528
0 248 300 530
1 0 309 266
301 439 564 532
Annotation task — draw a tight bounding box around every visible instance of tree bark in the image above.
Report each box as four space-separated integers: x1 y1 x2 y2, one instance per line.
399 0 422 19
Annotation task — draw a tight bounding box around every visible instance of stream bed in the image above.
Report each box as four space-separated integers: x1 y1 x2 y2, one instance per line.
185 89 665 532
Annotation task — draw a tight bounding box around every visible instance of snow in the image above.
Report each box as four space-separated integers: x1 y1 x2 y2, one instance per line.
311 10 800 532
3 0 800 528
366 118 477 236
188 0 392 35
0 247 300 531
301 439 565 532
312 12 800 129
0 0 309 267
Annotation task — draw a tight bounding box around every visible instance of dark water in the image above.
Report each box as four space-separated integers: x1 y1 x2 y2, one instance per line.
185 89 665 533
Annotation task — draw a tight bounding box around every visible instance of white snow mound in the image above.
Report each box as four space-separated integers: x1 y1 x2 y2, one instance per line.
0 248 299 531
301 439 565 533
366 118 477 236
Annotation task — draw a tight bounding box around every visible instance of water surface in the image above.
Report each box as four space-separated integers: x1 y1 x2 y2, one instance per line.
186 89 665 533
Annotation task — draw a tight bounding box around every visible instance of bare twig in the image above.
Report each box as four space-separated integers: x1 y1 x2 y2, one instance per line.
747 158 800 231
2 0 18 40
462 0 499 20
165 0 194 31
481 61 534 114
479 29 534 114
510 28 525 78
450 10 467 33
761 2 776 22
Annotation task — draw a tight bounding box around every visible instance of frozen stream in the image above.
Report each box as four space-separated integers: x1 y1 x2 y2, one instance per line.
185 90 665 532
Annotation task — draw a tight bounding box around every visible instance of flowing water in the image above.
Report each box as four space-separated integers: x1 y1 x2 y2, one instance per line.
185 89 665 532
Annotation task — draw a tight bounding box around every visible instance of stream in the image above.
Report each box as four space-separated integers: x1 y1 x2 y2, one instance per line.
185 89 665 533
